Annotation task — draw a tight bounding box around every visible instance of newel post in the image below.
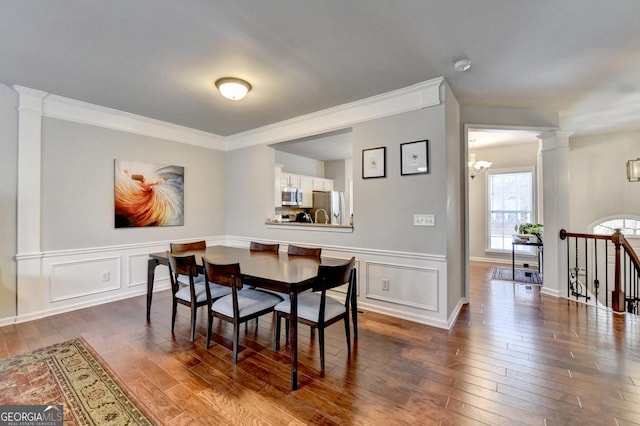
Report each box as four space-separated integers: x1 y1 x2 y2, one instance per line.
612 228 625 312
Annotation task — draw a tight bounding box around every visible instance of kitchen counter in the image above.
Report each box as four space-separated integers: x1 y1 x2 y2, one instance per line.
265 221 353 233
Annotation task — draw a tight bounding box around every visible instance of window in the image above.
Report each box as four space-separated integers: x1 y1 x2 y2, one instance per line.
487 170 535 252
593 217 640 236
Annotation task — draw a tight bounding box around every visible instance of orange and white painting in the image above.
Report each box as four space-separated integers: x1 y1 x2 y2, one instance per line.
114 159 184 228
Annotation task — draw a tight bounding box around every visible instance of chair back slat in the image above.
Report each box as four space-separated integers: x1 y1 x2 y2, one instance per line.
250 241 279 252
313 257 356 292
170 240 206 253
287 244 322 258
202 259 242 290
167 253 197 278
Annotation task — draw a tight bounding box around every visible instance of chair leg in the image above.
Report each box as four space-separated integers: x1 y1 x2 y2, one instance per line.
319 326 325 370
352 305 358 340
190 305 197 342
206 310 213 349
344 316 351 353
285 318 290 343
244 317 258 332
232 321 240 364
274 313 281 350
171 299 177 333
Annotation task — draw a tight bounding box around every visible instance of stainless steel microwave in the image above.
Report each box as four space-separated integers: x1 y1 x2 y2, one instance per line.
282 188 302 206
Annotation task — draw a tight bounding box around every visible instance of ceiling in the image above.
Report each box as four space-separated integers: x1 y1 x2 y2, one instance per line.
2 1 640 143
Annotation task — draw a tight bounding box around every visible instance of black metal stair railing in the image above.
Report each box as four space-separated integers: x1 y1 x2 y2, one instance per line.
559 229 640 313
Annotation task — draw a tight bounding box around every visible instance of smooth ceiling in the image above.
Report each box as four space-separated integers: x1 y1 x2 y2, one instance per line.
2 1 640 139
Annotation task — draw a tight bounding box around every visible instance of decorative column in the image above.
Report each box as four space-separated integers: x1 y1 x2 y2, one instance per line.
14 85 47 254
539 130 572 297
13 85 48 318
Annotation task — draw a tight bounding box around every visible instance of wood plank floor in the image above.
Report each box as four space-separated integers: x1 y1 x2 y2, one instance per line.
3 261 640 425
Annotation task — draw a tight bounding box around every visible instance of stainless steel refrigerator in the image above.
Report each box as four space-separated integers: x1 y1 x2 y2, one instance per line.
312 191 346 225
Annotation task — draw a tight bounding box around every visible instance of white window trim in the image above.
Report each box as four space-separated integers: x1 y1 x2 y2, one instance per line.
485 166 537 253
589 215 640 236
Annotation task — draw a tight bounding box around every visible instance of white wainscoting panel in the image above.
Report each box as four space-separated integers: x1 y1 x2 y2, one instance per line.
11 236 457 330
365 261 438 311
128 253 169 288
227 236 451 329
12 239 194 324
50 257 120 302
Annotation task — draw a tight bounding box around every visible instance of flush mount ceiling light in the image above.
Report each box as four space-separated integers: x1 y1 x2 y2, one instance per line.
215 77 252 101
454 58 472 72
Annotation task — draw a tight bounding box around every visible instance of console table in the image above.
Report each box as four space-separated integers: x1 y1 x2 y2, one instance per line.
512 240 543 279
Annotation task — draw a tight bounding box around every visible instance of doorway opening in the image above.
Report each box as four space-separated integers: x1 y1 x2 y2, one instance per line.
463 125 547 301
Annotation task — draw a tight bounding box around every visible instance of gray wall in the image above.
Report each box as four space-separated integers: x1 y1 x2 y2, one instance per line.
41 118 226 251
0 85 18 318
226 145 278 237
226 106 448 254
275 151 324 177
569 131 640 232
462 105 559 129
351 107 447 253
325 159 346 192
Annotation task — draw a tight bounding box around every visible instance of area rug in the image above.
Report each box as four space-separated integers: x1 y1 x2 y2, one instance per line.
491 266 543 285
0 337 157 425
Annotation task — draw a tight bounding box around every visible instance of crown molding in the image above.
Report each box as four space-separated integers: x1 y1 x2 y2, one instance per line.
12 85 48 114
41 93 226 149
14 77 444 152
225 77 444 150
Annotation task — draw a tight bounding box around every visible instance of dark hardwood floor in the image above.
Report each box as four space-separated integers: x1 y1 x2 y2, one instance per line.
2 261 640 425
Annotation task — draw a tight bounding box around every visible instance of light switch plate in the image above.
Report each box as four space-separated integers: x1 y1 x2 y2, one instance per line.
414 214 435 226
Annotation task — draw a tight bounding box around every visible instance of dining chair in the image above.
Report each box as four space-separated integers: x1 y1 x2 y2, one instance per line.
170 240 206 285
287 244 322 258
274 256 356 370
246 241 281 327
170 240 207 253
167 253 231 342
270 244 324 335
202 259 283 364
249 241 279 253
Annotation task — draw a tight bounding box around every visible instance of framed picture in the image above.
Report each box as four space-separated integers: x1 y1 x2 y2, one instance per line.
400 140 429 175
362 147 386 179
114 159 184 228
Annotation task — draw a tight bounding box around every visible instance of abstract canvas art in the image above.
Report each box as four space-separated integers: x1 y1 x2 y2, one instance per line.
114 159 184 228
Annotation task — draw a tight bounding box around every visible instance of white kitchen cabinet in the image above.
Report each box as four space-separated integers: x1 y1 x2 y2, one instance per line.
281 173 301 189
300 176 313 208
274 165 283 207
312 178 334 191
275 168 334 208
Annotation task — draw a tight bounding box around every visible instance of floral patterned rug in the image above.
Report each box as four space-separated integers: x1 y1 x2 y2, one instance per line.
0 337 156 425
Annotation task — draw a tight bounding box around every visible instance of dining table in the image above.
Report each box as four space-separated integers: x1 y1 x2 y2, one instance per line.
146 245 356 390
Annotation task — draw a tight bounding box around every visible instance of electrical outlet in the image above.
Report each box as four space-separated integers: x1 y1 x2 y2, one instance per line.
413 214 435 226
382 279 389 291
101 271 110 282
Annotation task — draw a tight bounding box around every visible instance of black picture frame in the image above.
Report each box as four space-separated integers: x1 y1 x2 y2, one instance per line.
362 147 386 179
400 140 429 175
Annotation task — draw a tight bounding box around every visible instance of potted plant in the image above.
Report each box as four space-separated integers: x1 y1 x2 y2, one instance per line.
514 223 543 243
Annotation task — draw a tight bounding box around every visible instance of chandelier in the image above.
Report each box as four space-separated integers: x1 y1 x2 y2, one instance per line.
468 141 492 179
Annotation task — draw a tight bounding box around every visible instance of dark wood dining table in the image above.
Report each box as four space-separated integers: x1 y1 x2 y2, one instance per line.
146 245 356 390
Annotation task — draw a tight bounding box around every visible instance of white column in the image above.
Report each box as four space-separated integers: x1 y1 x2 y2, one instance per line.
13 85 48 319
14 85 47 255
539 130 572 297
